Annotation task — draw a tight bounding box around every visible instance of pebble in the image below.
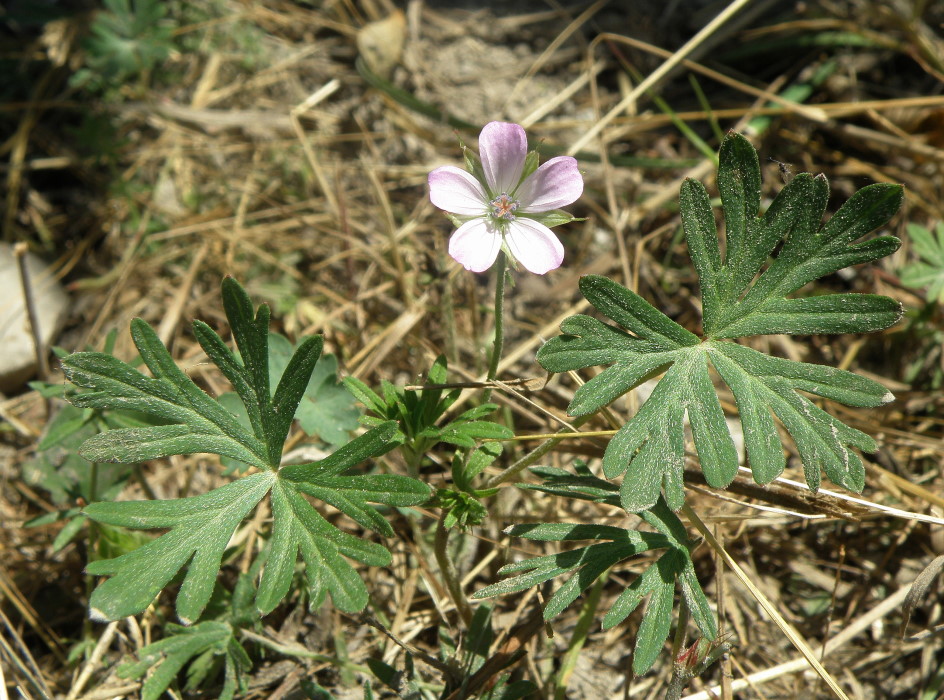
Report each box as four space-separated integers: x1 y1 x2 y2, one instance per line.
0 243 70 393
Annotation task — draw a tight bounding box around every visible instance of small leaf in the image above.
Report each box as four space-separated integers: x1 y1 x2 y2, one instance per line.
474 488 715 675
439 420 513 447
344 376 387 415
454 442 502 493
119 620 249 700
901 222 944 304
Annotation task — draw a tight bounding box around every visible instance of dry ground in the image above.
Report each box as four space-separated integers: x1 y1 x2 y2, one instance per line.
2 0 944 698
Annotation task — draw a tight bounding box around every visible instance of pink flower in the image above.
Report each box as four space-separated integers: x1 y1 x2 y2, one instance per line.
428 121 583 275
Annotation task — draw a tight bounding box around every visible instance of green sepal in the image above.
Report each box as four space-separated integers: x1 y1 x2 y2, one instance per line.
518 149 540 185
517 209 580 229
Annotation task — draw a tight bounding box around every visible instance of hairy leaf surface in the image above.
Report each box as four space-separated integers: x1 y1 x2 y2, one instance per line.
64 279 428 623
473 466 715 674
537 133 901 510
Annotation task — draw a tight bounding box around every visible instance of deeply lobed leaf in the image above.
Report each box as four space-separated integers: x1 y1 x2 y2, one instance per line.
85 473 275 624
473 484 716 675
84 421 427 622
683 133 903 339
69 280 428 624
538 133 902 508
63 322 269 468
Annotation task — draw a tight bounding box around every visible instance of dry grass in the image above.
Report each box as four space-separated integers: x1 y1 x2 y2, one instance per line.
2 0 944 698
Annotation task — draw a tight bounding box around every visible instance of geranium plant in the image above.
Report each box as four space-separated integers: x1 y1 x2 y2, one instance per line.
57 126 903 696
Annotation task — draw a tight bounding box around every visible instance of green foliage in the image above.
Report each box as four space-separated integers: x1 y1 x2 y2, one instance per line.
437 604 538 699
72 0 175 95
345 355 513 474
266 335 361 446
537 132 902 512
897 303 944 391
901 221 944 305
473 463 716 675
61 278 429 623
437 443 501 530
118 575 258 700
23 401 131 551
24 335 156 551
217 334 361 472
364 605 536 700
174 0 269 69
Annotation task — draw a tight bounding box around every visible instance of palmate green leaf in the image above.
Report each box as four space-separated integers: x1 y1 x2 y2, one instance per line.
62 319 270 468
64 279 324 470
538 133 902 509
82 0 173 85
473 476 716 675
64 279 428 623
85 472 275 624
83 421 427 622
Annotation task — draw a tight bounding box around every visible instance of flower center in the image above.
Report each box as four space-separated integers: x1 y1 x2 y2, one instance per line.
489 193 519 221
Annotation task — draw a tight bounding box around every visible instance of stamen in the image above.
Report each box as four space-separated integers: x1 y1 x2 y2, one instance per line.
489 193 519 221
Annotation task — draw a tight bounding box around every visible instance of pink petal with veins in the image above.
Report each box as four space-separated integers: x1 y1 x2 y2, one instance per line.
505 218 564 274
448 219 503 272
515 156 583 212
479 122 527 195
429 166 488 215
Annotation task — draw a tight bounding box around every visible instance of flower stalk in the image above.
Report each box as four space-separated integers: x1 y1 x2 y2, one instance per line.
483 251 507 402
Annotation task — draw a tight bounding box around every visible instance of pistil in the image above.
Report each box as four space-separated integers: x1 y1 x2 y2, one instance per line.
489 193 519 221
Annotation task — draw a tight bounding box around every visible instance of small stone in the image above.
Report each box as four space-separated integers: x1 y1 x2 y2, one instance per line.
0 244 70 393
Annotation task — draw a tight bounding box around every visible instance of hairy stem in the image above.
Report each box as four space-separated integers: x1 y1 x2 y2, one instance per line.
665 598 692 700
482 251 507 403
484 414 591 489
434 511 473 625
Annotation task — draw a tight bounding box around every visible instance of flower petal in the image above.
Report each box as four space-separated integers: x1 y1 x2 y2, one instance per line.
449 218 502 273
479 121 527 195
429 166 488 215
505 218 564 274
515 156 583 212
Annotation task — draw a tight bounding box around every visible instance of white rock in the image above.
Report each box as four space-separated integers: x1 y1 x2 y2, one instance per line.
0 244 70 393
